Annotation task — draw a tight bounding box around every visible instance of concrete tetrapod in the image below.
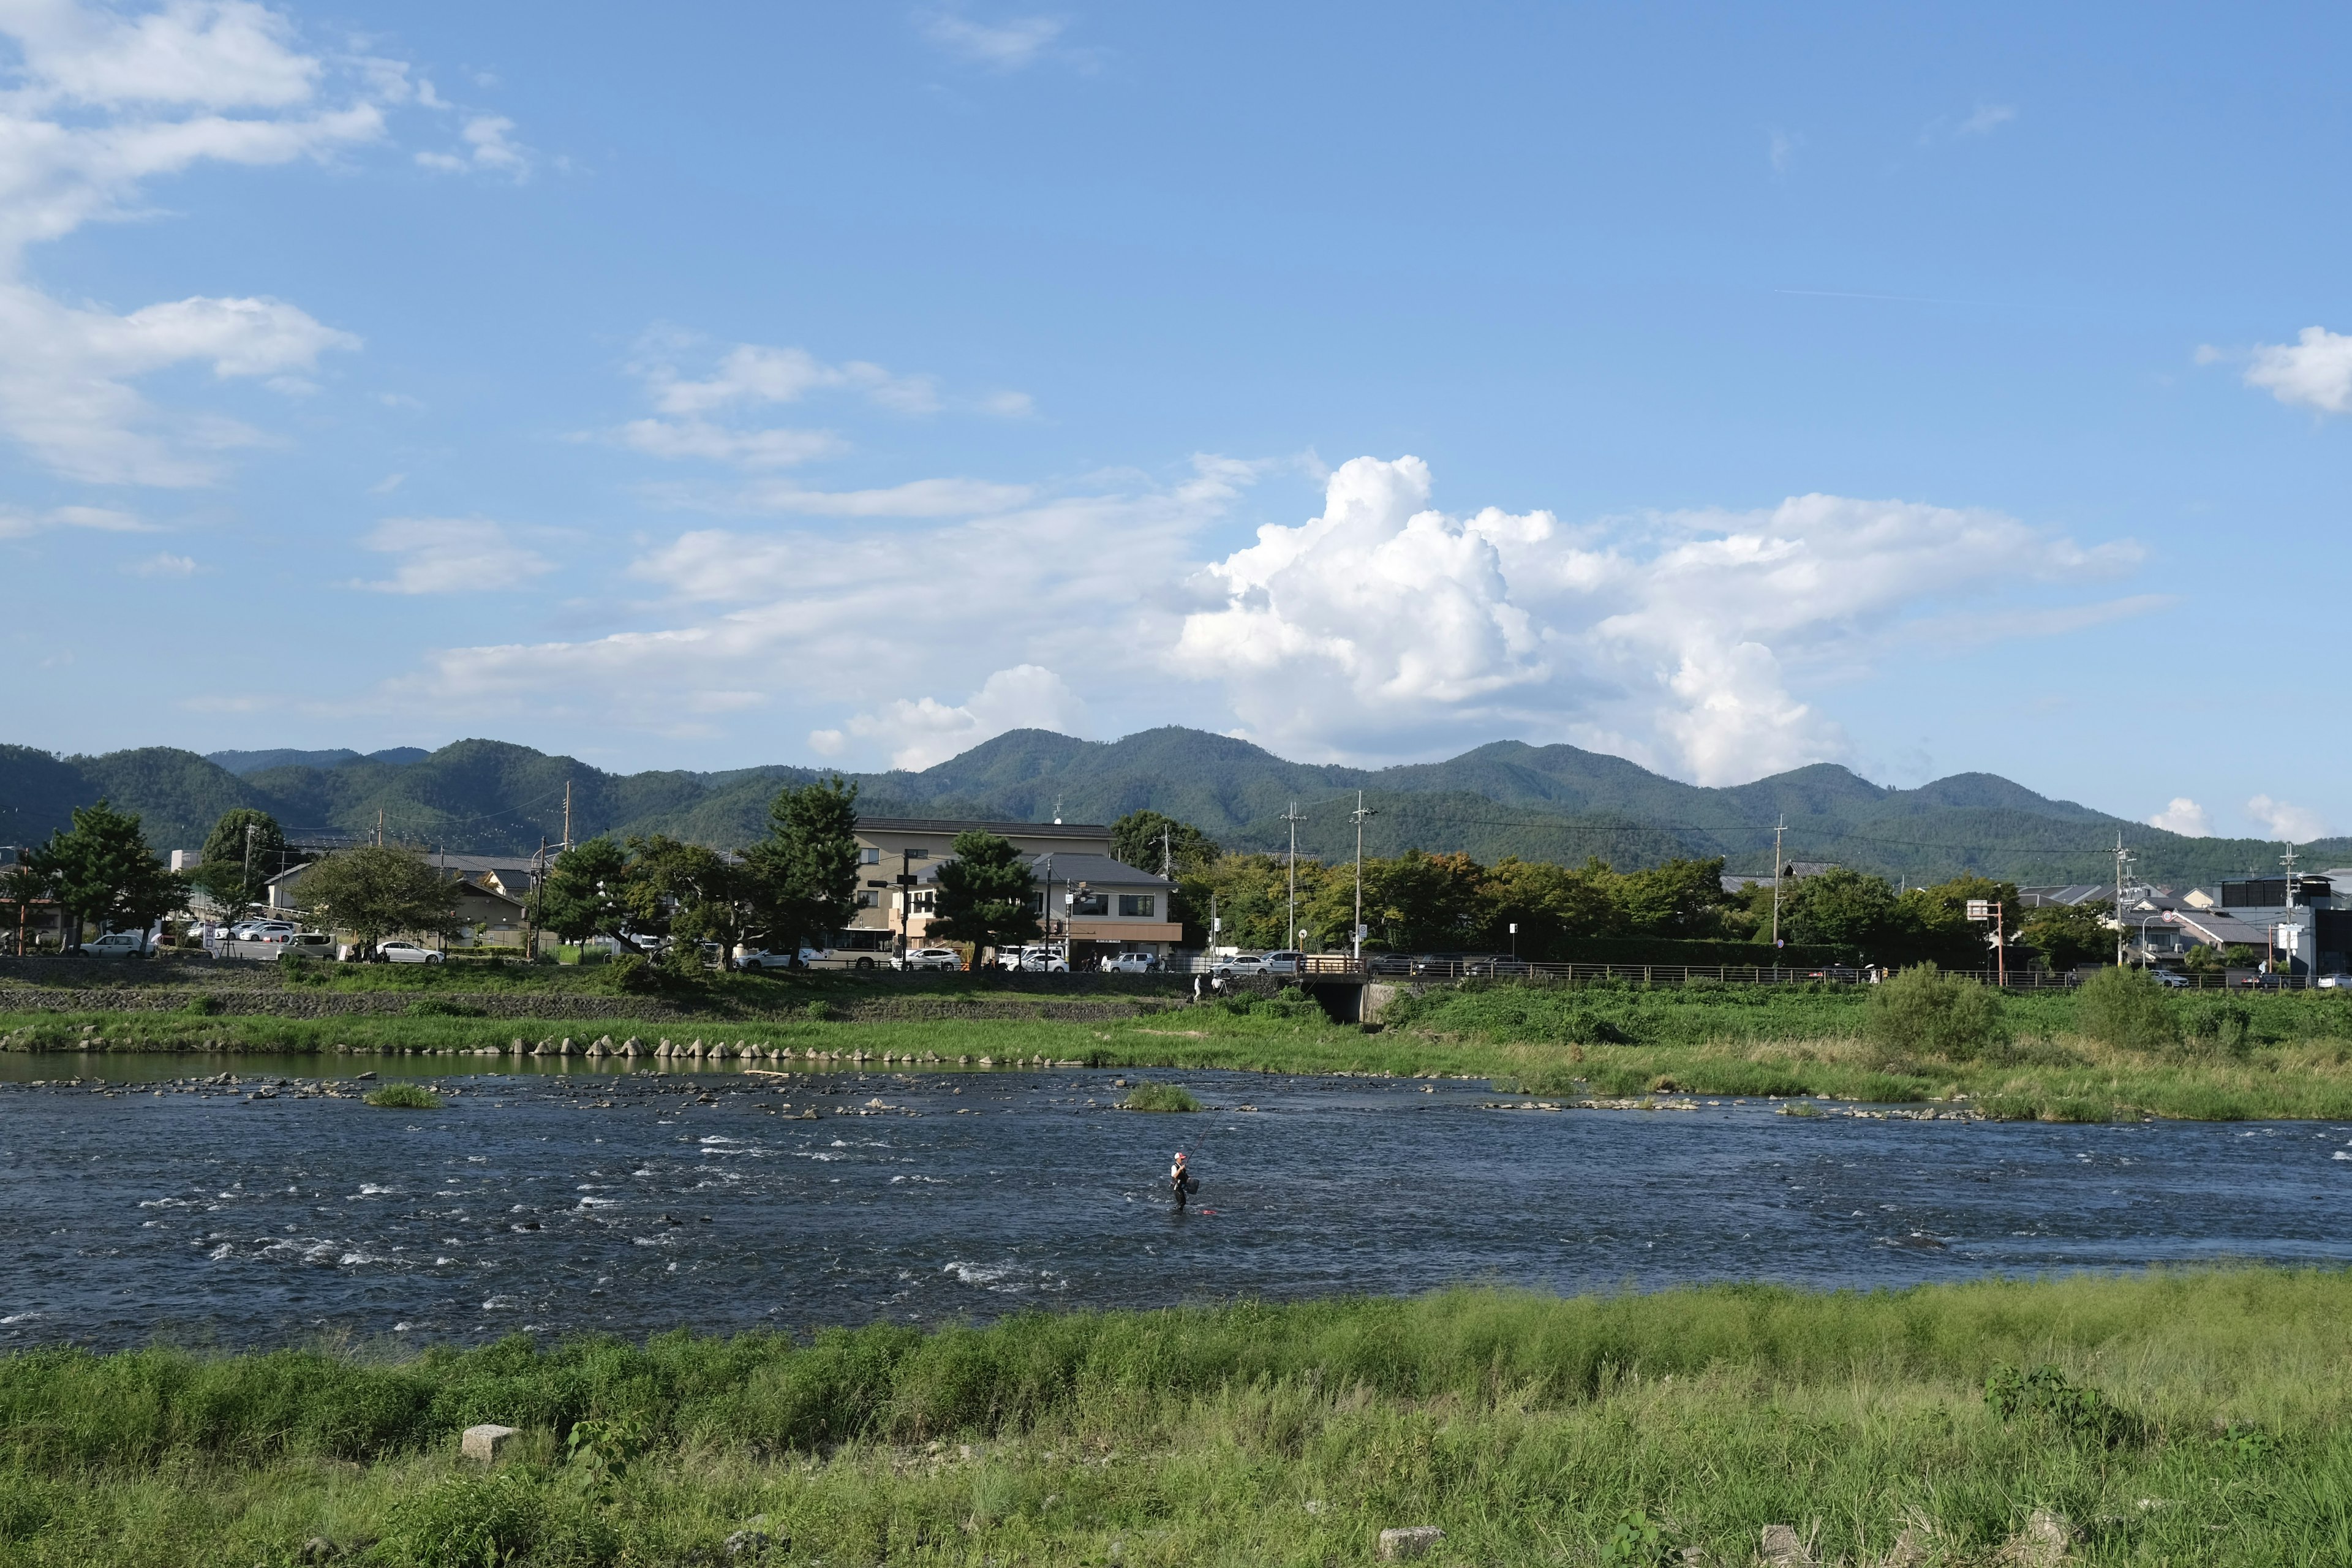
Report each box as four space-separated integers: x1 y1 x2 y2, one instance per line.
461 1423 518 1463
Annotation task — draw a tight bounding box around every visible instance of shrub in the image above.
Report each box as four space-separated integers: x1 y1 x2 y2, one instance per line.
1864 963 2008 1063
2182 998 2256 1060
1123 1082 1200 1112
807 1000 839 1022
179 994 222 1016
405 998 484 1018
2076 966 2179 1053
592 953 662 995
1984 1363 2144 1446
363 1082 443 1110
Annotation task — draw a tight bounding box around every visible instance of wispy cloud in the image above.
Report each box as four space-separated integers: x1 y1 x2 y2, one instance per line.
356 518 554 594
124 551 198 577
1767 127 1801 176
1957 102 2017 137
919 10 1067 70
0 503 151 539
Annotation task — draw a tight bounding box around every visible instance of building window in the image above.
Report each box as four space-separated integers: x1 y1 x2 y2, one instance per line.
914 891 936 912
860 847 880 865
1025 892 1044 915
1119 894 1156 918
1072 891 1109 916
856 891 878 908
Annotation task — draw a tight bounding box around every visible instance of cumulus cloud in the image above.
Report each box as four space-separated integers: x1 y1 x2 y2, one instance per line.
1175 456 2144 782
356 518 554 594
832 665 1087 771
0 0 402 484
2246 794 2328 842
919 10 1066 69
2244 326 2352 416
124 549 198 576
2147 797 2214 837
616 418 843 470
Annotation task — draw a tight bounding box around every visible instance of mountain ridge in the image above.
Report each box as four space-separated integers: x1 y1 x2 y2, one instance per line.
0 728 2329 888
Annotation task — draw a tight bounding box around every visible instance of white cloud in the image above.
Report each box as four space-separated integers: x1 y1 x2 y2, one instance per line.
616 418 842 470
1175 456 2143 782
1767 128 1801 175
0 501 149 538
919 10 1066 69
366 458 1257 741
2246 794 2328 842
369 472 404 494
840 665 1087 770
612 336 1028 477
357 454 2140 776
0 283 356 483
2147 797 2214 837
643 342 940 417
356 517 554 594
728 475 1035 517
2244 326 2352 416
0 0 405 485
124 549 197 576
1958 102 2017 137
415 113 530 178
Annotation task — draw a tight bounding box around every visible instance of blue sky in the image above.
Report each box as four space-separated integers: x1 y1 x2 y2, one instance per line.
1 2 2346 840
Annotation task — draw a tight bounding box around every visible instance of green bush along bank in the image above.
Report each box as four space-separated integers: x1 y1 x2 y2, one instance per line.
4 1270 2351 1565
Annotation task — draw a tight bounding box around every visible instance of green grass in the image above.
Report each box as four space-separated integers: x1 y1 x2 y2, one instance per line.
1120 1080 1201 1112
5 1270 2352 1564
13 976 2352 1121
361 1082 443 1109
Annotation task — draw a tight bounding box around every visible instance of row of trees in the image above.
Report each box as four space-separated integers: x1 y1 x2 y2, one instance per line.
1112 809 2116 971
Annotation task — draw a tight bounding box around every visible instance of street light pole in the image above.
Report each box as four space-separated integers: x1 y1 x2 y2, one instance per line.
1350 792 1375 962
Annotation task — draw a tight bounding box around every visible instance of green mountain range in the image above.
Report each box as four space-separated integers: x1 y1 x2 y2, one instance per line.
0 728 2334 889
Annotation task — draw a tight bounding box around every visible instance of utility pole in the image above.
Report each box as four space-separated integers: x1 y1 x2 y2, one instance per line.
1770 816 1785 950
1351 792 1376 962
2113 834 2133 967
562 780 573 853
375 809 383 848
1160 825 1173 880
1281 801 1305 952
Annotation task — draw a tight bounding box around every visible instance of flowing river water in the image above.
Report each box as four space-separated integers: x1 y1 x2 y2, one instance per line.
5 1055 2351 1349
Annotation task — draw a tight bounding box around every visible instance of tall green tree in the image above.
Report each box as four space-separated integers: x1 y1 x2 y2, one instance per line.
536 836 637 949
1110 810 1220 877
928 830 1039 960
34 800 184 949
1779 867 1905 955
2019 898 2113 973
625 834 752 960
192 808 289 925
294 845 461 951
744 775 860 950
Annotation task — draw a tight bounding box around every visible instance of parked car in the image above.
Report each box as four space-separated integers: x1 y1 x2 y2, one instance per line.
82 930 151 957
1215 952 1272 977
1099 952 1157 974
995 944 1068 973
272 933 334 960
734 948 799 971
230 919 295 941
2149 968 2191 988
2318 973 2352 990
375 940 444 965
1365 952 1420 976
896 946 963 971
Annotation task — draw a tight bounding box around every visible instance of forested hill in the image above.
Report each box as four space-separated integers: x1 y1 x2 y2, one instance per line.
0 728 2336 888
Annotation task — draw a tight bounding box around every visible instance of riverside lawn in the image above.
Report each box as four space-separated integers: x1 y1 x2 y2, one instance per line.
3 1270 2350 1567
12 978 2352 1122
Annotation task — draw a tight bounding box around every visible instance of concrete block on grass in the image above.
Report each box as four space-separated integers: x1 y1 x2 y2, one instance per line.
461 1423 519 1463
1378 1526 1442 1561
1759 1525 1812 1565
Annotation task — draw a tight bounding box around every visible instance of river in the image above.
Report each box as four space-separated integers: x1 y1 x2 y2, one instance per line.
4 1056 2348 1349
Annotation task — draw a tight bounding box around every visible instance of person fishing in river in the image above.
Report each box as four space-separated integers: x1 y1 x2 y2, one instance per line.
1169 1149 1199 1210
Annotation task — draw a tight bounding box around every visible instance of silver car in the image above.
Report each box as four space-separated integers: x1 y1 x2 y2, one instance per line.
375 940 444 965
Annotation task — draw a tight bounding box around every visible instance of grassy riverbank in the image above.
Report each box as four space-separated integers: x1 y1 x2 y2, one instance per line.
2 1269 2348 1566
12 978 2352 1121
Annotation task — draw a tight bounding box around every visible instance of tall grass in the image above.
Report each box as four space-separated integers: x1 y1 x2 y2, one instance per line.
6 1272 2352 1566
